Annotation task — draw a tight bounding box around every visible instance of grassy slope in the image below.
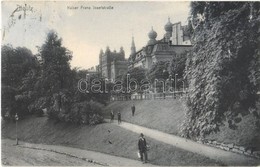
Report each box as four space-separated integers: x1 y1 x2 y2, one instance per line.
2 116 220 166
103 99 187 135
103 99 260 148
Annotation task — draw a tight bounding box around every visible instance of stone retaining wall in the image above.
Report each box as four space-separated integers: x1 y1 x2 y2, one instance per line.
197 140 260 159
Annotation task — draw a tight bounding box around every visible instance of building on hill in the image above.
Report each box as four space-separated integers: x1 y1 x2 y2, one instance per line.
98 46 128 80
128 18 192 70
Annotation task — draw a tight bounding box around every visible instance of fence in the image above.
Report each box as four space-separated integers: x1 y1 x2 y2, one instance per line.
110 91 187 101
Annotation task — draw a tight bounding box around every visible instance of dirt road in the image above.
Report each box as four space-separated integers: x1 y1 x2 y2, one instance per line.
2 139 151 166
108 120 260 166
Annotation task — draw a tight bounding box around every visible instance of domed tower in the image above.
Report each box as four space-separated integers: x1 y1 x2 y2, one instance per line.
164 17 173 42
147 27 157 45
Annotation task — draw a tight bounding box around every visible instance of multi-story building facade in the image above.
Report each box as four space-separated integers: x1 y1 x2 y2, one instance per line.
97 18 192 80
98 47 128 80
128 18 192 70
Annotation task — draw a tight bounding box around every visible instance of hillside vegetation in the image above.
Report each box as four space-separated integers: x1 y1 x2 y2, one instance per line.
184 2 260 140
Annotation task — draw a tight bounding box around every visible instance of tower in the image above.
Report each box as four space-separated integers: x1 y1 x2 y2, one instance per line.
171 22 183 45
147 27 157 45
164 17 173 43
131 36 136 55
120 46 125 59
99 49 104 74
99 49 103 66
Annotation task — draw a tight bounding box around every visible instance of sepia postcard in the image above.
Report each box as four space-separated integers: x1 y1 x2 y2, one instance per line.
1 1 260 166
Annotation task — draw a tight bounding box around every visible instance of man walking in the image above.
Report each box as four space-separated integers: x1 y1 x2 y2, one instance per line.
138 133 148 163
131 103 135 116
110 110 114 123
117 111 121 124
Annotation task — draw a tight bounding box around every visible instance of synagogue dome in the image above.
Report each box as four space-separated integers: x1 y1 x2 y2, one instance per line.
148 27 157 39
164 18 173 32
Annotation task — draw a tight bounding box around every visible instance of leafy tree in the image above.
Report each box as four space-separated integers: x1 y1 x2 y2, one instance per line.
38 30 72 97
73 69 110 105
2 45 36 88
61 100 104 125
127 67 146 82
2 31 105 125
148 61 170 82
1 45 38 118
123 67 146 93
183 2 260 139
170 51 189 80
37 31 104 124
31 30 73 117
146 62 170 93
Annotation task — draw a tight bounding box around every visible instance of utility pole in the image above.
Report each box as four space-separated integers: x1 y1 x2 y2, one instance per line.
175 74 178 99
15 113 19 145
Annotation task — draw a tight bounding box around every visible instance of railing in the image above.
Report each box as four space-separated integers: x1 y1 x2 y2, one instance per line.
110 92 187 101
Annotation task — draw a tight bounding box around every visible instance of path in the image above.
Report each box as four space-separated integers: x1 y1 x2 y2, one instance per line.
2 139 152 166
107 119 260 166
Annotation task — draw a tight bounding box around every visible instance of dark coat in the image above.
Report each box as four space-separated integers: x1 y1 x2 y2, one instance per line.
131 105 135 112
110 112 114 119
138 137 147 152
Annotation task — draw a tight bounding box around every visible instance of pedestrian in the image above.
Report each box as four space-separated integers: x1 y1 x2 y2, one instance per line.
117 111 121 124
138 133 148 163
131 103 135 116
110 110 114 123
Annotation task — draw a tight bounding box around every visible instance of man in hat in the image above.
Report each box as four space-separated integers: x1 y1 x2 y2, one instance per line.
138 133 148 163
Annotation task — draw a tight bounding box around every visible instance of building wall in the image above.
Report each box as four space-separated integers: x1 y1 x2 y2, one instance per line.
133 59 144 69
172 22 184 45
99 48 128 80
145 56 153 69
170 45 192 55
101 55 109 78
128 43 192 71
111 61 128 80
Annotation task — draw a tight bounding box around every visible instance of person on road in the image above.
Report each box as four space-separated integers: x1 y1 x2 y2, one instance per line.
131 103 135 116
117 111 121 124
138 133 148 163
110 110 114 123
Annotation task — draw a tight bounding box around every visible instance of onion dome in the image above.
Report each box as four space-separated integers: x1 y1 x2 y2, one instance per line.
148 27 157 39
164 17 173 32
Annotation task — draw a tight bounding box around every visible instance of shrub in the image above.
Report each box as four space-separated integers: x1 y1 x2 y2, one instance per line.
47 94 104 125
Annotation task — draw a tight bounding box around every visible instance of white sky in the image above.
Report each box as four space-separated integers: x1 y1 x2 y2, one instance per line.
2 1 190 69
